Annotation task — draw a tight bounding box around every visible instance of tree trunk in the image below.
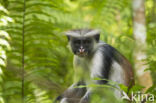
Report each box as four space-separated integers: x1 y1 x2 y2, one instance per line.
132 0 153 91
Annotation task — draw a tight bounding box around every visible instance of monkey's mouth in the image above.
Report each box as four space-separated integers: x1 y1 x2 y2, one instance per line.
76 52 88 57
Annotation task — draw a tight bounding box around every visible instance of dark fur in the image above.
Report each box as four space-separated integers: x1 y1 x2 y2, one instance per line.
97 44 115 84
70 37 94 56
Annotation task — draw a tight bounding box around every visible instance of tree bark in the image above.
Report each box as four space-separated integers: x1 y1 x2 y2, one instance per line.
132 0 153 91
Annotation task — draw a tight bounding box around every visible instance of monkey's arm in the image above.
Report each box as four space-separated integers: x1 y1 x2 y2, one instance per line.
54 81 86 103
54 65 87 103
55 56 90 103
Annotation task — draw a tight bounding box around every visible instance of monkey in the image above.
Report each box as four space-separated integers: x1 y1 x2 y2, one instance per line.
55 29 134 103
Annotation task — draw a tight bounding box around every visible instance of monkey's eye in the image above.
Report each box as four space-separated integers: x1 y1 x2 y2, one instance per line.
83 40 91 44
74 40 81 45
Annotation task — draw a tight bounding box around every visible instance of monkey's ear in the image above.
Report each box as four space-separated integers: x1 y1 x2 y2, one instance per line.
64 31 71 41
67 36 70 41
94 34 100 42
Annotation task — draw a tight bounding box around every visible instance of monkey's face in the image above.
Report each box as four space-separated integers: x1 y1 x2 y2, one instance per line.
70 37 94 57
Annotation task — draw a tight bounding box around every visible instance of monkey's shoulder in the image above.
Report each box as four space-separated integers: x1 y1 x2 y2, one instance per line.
97 42 132 68
96 43 118 58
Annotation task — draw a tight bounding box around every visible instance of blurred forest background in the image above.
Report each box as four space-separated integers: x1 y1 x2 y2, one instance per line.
0 0 156 103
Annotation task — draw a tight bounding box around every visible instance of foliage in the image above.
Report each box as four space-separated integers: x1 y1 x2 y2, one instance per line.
146 0 156 83
0 0 155 103
0 3 12 103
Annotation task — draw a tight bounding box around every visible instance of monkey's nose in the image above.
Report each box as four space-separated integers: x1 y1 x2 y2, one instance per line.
79 48 85 53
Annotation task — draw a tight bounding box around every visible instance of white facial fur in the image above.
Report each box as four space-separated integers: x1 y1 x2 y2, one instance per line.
65 29 100 38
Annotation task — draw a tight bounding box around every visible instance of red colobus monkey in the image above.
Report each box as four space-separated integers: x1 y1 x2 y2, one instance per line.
55 29 134 103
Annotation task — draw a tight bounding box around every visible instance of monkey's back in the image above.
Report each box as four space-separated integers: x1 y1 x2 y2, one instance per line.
97 42 134 88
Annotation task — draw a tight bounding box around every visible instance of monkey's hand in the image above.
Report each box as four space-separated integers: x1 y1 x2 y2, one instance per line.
79 93 90 103
79 97 89 103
